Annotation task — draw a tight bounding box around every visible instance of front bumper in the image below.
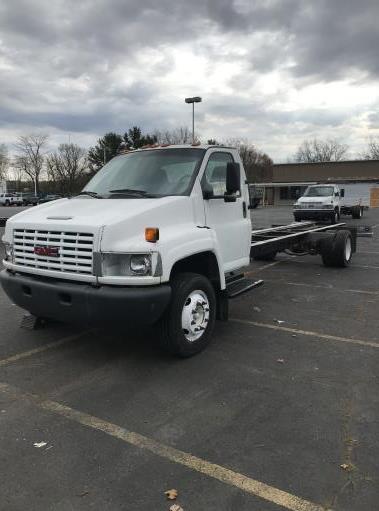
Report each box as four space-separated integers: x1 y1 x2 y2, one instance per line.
0 270 171 325
294 209 334 220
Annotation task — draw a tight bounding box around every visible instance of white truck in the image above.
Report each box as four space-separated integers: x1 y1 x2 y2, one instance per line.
1 145 357 357
293 183 365 223
0 193 23 207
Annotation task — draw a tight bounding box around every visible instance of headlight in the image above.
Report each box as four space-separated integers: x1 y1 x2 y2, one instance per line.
3 242 13 262
322 204 334 209
101 253 161 277
130 254 151 275
293 204 301 209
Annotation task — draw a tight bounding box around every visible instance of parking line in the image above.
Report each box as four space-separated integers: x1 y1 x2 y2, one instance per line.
0 381 327 511
0 331 87 368
263 279 379 296
280 258 379 270
230 318 379 349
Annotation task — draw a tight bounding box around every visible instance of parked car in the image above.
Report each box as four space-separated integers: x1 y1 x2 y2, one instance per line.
0 193 23 207
38 194 62 204
21 194 40 206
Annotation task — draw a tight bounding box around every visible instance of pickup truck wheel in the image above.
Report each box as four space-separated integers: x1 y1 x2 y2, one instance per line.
330 209 339 224
321 230 352 267
5 200 10 206
352 206 362 219
159 272 216 357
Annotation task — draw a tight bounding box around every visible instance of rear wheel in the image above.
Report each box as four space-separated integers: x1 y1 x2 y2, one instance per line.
158 272 216 357
330 209 340 224
5 200 10 206
321 230 352 267
352 206 362 219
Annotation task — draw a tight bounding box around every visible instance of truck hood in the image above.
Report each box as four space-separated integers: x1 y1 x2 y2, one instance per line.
297 196 333 204
6 196 188 227
3 196 198 252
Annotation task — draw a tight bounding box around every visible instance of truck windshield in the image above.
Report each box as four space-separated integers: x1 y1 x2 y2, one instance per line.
304 186 334 197
82 148 206 198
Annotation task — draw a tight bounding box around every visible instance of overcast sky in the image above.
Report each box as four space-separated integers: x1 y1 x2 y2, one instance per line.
0 0 378 161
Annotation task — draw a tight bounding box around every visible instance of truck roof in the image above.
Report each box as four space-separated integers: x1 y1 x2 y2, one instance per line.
119 144 237 154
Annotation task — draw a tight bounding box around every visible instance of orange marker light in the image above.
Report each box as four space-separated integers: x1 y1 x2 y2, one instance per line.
145 227 159 243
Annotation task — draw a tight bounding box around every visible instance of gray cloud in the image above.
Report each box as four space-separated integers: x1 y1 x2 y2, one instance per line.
0 0 378 160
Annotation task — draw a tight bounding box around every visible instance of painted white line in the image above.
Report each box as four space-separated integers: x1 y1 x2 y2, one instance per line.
230 318 379 349
280 258 379 270
0 331 87 368
263 279 379 296
0 381 328 511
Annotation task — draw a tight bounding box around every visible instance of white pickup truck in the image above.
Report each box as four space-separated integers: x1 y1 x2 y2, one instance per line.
0 193 23 207
293 184 365 223
1 145 356 357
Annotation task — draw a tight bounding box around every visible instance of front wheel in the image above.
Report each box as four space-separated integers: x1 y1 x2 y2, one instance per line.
330 209 340 224
158 272 216 357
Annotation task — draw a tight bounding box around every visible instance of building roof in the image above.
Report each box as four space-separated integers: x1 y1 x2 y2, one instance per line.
272 159 379 183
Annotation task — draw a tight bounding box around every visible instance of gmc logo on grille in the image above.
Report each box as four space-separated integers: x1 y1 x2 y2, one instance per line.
34 246 59 257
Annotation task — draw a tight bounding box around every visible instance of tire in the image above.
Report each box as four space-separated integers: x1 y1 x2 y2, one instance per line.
352 206 362 219
5 200 10 207
321 230 353 267
330 209 339 224
158 272 216 357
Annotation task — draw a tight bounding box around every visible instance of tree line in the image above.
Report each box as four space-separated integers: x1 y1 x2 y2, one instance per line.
1 132 379 194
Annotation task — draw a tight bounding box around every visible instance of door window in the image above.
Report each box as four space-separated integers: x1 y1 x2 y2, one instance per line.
202 152 233 198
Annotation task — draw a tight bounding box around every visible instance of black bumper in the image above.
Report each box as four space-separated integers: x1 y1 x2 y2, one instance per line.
0 270 171 325
294 210 333 220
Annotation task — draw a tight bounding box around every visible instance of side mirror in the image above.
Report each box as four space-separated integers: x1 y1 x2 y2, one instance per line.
225 162 240 202
340 189 345 198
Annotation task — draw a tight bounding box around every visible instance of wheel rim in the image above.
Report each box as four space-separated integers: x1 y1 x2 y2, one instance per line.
345 237 352 261
181 289 210 342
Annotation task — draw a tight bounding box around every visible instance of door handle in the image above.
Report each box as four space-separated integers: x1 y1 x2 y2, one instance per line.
242 201 247 218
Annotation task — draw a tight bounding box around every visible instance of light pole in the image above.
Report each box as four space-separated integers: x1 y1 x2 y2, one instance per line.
185 96 202 143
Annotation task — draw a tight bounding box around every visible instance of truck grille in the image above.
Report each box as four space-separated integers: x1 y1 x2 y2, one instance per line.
13 229 94 275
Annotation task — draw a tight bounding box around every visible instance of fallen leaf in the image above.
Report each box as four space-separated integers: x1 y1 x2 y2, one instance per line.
340 463 354 472
275 320 285 324
170 505 184 511
165 489 178 500
253 306 261 312
33 442 47 448
277 358 285 364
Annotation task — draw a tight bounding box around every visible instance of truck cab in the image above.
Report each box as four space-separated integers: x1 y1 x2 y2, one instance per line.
1 145 252 357
293 184 341 224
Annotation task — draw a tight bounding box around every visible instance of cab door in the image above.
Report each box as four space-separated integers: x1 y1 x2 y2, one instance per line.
201 151 251 271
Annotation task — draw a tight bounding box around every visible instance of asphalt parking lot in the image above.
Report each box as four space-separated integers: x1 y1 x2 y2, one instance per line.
0 206 378 511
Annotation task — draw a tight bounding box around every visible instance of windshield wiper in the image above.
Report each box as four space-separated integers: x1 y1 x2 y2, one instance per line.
108 188 158 198
77 191 102 199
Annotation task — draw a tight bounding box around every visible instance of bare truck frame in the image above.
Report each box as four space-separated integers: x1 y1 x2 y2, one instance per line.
226 221 359 298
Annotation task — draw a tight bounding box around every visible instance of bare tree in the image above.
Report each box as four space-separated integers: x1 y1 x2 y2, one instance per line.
46 143 88 194
154 127 198 145
294 138 349 163
0 144 9 182
223 138 273 182
14 134 48 194
361 137 379 160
